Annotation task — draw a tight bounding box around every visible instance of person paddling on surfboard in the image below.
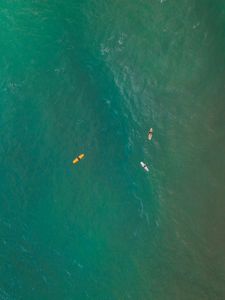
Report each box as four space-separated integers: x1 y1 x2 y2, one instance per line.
73 153 85 164
148 128 153 140
140 161 149 172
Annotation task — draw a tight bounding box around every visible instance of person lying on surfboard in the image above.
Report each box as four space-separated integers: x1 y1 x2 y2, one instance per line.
73 154 85 164
140 161 149 172
148 128 153 140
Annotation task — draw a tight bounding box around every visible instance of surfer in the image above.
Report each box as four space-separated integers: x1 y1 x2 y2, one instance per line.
148 128 153 140
73 154 85 164
140 161 149 172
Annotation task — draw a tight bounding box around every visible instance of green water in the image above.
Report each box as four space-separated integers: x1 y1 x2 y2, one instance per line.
0 1 225 299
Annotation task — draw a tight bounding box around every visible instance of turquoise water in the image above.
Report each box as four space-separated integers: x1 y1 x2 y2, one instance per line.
0 1 225 299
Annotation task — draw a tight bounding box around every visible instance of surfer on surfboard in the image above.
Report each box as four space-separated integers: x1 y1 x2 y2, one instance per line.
73 154 85 164
148 128 153 140
140 161 149 172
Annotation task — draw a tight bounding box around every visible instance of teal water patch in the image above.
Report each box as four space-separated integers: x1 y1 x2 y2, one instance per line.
0 0 225 299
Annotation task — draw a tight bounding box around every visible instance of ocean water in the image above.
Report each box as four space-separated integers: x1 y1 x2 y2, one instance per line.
0 0 225 299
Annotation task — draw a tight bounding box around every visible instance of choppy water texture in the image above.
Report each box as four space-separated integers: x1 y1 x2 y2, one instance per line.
0 1 225 299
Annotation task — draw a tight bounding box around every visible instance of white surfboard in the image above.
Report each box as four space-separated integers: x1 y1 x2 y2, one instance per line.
148 128 153 140
140 161 149 172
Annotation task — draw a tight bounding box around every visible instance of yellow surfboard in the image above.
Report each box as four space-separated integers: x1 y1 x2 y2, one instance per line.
73 153 85 164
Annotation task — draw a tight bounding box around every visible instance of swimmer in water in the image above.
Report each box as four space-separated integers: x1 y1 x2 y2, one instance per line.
148 128 153 140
